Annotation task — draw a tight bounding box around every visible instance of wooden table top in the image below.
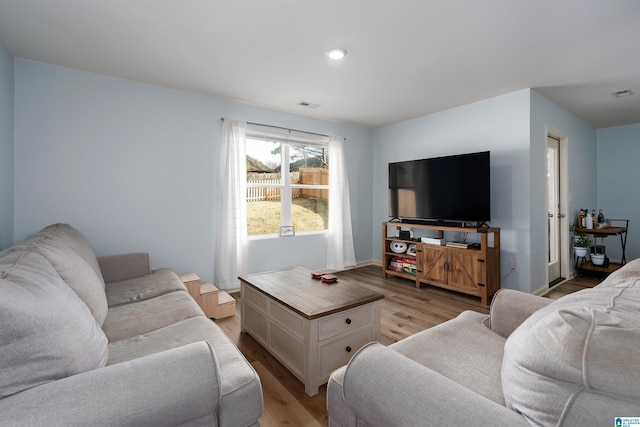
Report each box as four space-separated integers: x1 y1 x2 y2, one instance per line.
239 267 385 320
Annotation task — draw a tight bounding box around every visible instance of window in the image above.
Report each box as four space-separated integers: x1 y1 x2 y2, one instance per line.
245 130 329 237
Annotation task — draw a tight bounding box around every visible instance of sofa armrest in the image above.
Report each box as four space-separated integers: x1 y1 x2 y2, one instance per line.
488 289 553 338
0 341 220 427
341 343 529 427
98 252 151 283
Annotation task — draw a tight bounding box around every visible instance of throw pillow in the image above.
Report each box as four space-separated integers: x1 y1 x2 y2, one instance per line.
502 283 640 426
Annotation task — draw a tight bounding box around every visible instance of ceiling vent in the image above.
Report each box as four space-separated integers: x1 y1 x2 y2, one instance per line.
612 89 634 97
298 101 320 109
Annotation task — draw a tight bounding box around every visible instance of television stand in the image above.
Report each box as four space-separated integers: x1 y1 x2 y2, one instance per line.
382 221 500 306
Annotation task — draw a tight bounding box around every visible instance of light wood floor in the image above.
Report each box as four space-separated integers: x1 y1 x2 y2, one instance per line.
215 265 599 426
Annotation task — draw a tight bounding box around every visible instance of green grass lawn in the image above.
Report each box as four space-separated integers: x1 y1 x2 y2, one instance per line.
247 197 327 236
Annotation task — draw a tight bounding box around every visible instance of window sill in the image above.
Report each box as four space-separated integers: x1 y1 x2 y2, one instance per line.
248 230 327 241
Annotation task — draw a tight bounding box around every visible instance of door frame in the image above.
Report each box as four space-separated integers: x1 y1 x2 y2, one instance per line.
546 127 570 289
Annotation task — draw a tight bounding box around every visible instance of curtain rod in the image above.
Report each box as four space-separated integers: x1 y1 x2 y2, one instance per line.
220 117 343 140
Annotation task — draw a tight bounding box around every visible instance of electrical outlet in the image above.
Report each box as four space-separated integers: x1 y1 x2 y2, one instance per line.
510 260 519 272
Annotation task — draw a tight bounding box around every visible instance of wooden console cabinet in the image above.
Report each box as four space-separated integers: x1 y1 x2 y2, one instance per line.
382 221 500 305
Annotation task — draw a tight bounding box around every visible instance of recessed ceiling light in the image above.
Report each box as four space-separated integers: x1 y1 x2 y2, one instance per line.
326 48 347 61
612 89 634 97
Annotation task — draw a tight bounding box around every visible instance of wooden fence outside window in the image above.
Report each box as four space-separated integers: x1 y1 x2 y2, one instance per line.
246 168 328 202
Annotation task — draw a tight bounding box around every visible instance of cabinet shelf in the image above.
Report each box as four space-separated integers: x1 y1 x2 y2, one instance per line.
385 237 416 243
385 251 416 258
382 221 501 306
385 269 418 280
576 260 623 274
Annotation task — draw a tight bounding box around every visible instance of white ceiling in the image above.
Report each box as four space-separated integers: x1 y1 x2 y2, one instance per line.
0 0 638 129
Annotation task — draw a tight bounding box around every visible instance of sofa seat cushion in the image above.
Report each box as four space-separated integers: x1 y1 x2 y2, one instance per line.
102 290 203 342
502 281 640 426
107 316 263 427
0 251 108 398
391 310 506 405
105 268 187 307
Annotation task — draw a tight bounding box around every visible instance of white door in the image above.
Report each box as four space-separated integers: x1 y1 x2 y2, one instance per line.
547 136 562 284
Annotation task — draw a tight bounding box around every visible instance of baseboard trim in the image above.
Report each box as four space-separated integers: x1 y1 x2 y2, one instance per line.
532 285 549 296
324 259 378 274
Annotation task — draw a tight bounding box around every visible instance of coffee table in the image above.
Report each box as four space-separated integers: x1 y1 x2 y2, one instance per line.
239 267 384 396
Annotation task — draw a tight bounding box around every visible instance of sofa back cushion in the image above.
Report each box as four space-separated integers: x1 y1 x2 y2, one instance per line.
597 258 640 289
12 241 109 326
35 224 106 288
0 251 108 398
15 224 108 325
502 278 640 426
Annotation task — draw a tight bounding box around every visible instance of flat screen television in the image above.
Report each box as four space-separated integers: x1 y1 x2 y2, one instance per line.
388 151 490 224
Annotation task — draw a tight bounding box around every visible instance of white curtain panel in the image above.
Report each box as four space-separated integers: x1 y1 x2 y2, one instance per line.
326 136 356 270
214 119 248 290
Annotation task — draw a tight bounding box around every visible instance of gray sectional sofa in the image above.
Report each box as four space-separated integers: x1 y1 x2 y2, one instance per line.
0 223 262 426
328 258 640 426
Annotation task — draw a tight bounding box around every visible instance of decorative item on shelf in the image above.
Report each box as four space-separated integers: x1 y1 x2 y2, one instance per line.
573 234 590 257
586 210 594 229
590 244 606 266
388 257 403 272
570 222 578 244
406 244 417 256
402 257 417 275
390 241 408 253
421 236 446 246
399 230 412 240
591 253 605 266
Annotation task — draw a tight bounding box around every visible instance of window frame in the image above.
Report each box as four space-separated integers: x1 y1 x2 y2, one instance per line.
245 129 330 239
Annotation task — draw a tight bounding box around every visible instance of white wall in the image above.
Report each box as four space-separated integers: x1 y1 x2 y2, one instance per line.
372 90 533 293
596 123 640 261
530 90 597 288
13 60 373 284
372 90 598 294
0 40 13 250
11 58 610 294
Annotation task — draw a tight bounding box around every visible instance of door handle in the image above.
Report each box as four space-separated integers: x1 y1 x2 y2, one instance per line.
558 214 566 218
548 213 554 218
